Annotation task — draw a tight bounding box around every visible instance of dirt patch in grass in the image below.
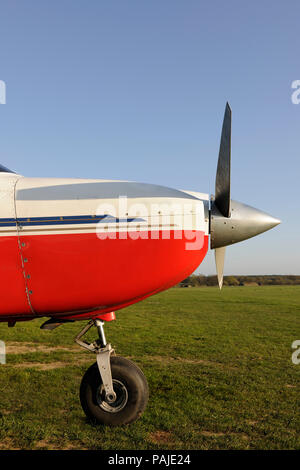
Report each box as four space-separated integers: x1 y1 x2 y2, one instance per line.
149 431 173 444
6 342 78 354
143 355 237 370
12 361 71 370
201 430 227 437
5 348 235 371
34 439 84 450
6 344 234 371
200 430 249 440
0 438 21 450
10 357 91 370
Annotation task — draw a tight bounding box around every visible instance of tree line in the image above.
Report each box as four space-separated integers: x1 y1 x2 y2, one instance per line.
179 275 300 287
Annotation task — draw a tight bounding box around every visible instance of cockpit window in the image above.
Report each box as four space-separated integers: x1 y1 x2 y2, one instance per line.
0 164 14 173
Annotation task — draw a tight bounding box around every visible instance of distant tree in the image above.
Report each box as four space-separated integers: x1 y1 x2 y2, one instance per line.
224 276 239 286
206 276 218 286
178 274 300 287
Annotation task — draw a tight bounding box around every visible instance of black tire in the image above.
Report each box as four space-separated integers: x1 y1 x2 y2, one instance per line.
80 356 149 426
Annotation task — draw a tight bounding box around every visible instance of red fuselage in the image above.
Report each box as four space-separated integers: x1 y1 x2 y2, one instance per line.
0 174 209 322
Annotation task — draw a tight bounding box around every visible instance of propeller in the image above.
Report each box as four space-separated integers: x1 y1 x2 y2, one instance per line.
212 102 231 289
210 103 280 289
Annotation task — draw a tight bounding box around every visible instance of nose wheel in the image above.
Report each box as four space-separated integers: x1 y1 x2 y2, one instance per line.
80 356 148 426
75 319 149 426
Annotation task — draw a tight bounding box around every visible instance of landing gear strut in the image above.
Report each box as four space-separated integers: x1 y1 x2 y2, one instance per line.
75 319 149 426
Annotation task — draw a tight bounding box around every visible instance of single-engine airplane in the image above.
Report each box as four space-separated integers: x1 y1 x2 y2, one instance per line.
0 103 280 425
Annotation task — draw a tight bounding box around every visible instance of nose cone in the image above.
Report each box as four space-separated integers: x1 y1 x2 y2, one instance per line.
210 199 281 249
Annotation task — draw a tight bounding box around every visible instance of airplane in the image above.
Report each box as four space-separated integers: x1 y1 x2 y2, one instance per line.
0 103 280 426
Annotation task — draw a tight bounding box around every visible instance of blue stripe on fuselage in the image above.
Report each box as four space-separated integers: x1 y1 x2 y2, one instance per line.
0 215 145 228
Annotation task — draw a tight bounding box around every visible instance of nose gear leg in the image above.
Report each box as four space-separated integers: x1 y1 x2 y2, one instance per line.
75 319 116 403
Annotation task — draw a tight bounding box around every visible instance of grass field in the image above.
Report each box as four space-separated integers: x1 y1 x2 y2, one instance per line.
0 286 299 450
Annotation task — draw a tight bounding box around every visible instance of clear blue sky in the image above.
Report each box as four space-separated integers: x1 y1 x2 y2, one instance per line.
0 1 299 275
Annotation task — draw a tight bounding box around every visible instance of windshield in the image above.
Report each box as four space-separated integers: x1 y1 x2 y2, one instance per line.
0 164 14 173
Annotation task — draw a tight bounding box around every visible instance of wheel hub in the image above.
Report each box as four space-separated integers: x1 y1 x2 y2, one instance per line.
96 379 128 413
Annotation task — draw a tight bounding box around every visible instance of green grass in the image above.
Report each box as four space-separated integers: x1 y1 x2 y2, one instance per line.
0 286 299 450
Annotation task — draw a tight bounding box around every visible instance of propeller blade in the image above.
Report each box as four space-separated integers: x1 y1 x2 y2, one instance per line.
215 102 231 218
215 246 226 289
211 103 280 287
